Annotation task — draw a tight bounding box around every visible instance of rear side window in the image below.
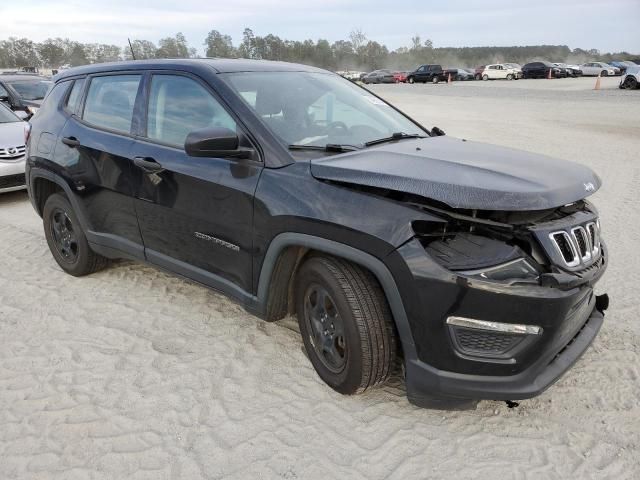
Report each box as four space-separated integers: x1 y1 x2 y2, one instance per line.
146 75 236 148
83 75 141 133
65 78 85 114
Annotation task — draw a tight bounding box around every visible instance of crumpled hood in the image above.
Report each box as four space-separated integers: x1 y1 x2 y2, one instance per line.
310 136 601 211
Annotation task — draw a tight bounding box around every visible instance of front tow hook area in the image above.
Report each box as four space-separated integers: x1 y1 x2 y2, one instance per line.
595 293 609 313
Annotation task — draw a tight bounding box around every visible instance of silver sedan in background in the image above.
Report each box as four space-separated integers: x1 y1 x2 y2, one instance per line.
0 103 28 194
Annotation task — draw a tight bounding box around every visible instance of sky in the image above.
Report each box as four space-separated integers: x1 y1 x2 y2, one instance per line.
2 0 639 54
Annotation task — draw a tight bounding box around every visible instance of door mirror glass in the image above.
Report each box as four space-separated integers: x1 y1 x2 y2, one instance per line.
185 127 249 158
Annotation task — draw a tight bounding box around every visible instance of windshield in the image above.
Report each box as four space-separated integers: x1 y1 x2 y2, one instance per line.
221 71 425 150
0 104 20 123
7 80 52 101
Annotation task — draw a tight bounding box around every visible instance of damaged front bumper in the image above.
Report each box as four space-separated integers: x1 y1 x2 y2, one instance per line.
392 238 609 409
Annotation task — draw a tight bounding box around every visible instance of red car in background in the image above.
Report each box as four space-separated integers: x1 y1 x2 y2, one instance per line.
393 71 409 83
474 65 486 80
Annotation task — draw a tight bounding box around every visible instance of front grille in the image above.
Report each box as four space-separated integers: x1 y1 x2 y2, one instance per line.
551 231 579 266
0 173 26 189
0 145 26 161
572 226 590 261
548 219 601 270
453 327 523 356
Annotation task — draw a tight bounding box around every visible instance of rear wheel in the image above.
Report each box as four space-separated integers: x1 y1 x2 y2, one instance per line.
622 76 638 89
432 76 439 84
43 193 108 276
601 70 608 77
408 76 415 84
295 256 397 395
482 74 489 81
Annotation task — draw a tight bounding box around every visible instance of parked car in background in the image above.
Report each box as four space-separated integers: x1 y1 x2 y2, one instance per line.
0 102 28 193
481 64 521 80
521 62 564 79
619 65 640 89
337 71 367 81
553 63 582 77
26 59 608 410
393 71 409 83
580 62 617 76
407 64 446 84
362 69 395 84
0 74 52 118
445 68 475 81
474 65 486 80
609 61 637 75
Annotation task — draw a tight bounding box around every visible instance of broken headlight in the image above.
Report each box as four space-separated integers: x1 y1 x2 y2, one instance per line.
460 258 540 283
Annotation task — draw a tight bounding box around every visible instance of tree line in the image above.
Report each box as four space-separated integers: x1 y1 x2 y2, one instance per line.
1 29 636 72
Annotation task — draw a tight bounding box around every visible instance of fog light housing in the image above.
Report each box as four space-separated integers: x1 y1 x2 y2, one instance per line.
446 317 542 362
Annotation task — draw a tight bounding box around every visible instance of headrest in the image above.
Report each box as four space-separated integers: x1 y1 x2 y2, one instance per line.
255 86 283 115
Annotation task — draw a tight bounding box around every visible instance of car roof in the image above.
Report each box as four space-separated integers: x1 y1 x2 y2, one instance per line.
0 74 50 82
54 58 328 81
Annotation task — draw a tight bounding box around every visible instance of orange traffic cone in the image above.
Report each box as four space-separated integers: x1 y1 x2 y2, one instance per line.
448 72 452 84
594 73 601 90
548 68 552 79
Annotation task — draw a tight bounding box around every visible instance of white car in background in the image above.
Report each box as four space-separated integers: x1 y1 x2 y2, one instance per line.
619 66 640 89
580 62 618 76
481 64 521 80
0 103 29 194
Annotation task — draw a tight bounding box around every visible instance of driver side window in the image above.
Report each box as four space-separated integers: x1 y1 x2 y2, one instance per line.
146 75 236 148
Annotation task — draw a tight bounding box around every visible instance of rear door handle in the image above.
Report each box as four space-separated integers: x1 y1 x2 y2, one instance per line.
134 156 164 173
61 136 80 147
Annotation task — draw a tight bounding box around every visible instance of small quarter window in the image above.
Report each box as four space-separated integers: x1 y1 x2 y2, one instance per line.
65 78 85 114
83 75 141 133
37 81 71 115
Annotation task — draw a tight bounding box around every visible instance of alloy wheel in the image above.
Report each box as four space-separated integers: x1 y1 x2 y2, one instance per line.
50 208 79 263
303 284 347 373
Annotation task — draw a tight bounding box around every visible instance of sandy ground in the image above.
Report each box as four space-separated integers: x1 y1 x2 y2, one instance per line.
1 76 639 479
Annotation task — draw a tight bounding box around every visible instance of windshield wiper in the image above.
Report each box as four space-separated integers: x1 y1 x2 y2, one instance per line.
364 132 427 147
288 144 360 153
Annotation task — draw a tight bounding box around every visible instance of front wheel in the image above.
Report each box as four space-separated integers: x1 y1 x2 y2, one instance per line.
408 76 415 84
601 70 608 77
43 193 108 276
506 73 514 80
432 76 439 84
482 74 489 81
295 256 397 395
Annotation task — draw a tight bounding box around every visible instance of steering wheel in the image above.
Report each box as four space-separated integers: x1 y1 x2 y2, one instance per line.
326 121 349 136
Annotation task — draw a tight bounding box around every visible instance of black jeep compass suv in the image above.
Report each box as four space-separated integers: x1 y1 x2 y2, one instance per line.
26 59 608 409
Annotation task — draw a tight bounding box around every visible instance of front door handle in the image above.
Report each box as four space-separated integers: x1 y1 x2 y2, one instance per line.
61 136 80 147
134 156 164 173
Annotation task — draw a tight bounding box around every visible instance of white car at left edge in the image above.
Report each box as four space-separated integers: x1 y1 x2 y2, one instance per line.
0 102 29 193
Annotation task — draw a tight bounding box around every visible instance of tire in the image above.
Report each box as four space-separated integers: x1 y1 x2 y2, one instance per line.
601 70 608 77
482 74 489 81
506 73 513 80
295 255 397 395
622 76 638 89
475 74 481 80
432 76 439 84
43 193 108 276
408 76 415 84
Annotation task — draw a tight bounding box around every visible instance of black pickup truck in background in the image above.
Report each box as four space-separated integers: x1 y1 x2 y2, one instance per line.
407 64 447 84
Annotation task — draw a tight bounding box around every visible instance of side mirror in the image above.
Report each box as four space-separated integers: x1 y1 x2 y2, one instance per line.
0 95 10 104
430 126 446 136
184 127 251 159
14 110 29 120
